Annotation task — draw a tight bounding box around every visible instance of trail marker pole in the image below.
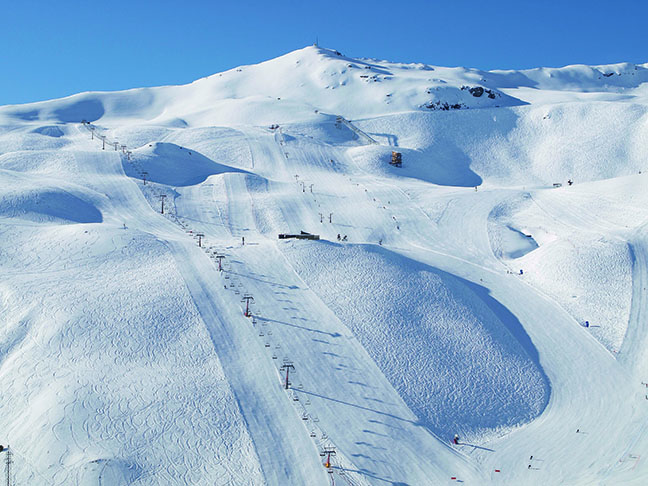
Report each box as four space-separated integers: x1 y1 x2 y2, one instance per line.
319 213 323 223
196 233 205 247
159 194 167 214
329 213 333 223
242 294 254 317
309 184 314 193
280 363 295 389
102 136 106 150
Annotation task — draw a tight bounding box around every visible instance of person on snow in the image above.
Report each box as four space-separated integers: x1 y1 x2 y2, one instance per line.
337 234 341 241
453 434 459 445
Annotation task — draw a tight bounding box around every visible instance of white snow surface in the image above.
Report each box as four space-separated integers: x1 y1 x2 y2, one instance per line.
1 46 648 485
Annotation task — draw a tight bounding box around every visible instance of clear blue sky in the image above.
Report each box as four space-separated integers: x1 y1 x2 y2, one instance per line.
2 0 646 105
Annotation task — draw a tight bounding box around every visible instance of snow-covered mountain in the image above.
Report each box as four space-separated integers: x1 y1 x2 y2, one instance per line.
1 45 647 485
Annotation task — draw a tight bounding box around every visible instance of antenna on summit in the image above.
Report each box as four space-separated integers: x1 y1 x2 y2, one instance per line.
314 36 318 47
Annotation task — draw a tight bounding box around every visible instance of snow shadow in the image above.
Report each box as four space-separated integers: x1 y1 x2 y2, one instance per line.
77 458 142 486
125 142 247 186
282 241 550 440
32 125 65 137
349 144 482 187
0 188 103 224
10 109 40 121
53 98 105 123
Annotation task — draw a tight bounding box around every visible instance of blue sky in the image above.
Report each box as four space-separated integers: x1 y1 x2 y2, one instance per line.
2 0 646 105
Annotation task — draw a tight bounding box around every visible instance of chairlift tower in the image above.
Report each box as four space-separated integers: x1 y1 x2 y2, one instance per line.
1 445 12 486
320 446 336 469
142 171 148 185
196 233 205 247
159 194 167 214
215 254 224 271
280 362 295 389
242 294 254 317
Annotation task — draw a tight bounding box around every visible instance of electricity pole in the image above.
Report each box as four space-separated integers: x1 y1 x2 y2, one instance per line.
280 363 294 389
159 194 167 214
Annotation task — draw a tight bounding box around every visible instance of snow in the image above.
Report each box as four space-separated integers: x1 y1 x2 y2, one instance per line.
1 45 648 485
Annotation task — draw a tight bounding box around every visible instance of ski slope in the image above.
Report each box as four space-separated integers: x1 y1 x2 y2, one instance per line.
1 46 648 485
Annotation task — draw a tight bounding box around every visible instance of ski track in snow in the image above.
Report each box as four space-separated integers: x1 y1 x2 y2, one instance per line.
1 46 648 485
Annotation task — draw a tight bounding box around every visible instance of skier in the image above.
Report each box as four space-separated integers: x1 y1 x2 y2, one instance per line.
337 234 341 241
453 434 459 445
568 179 573 186
242 236 245 246
342 235 348 241
584 321 590 328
